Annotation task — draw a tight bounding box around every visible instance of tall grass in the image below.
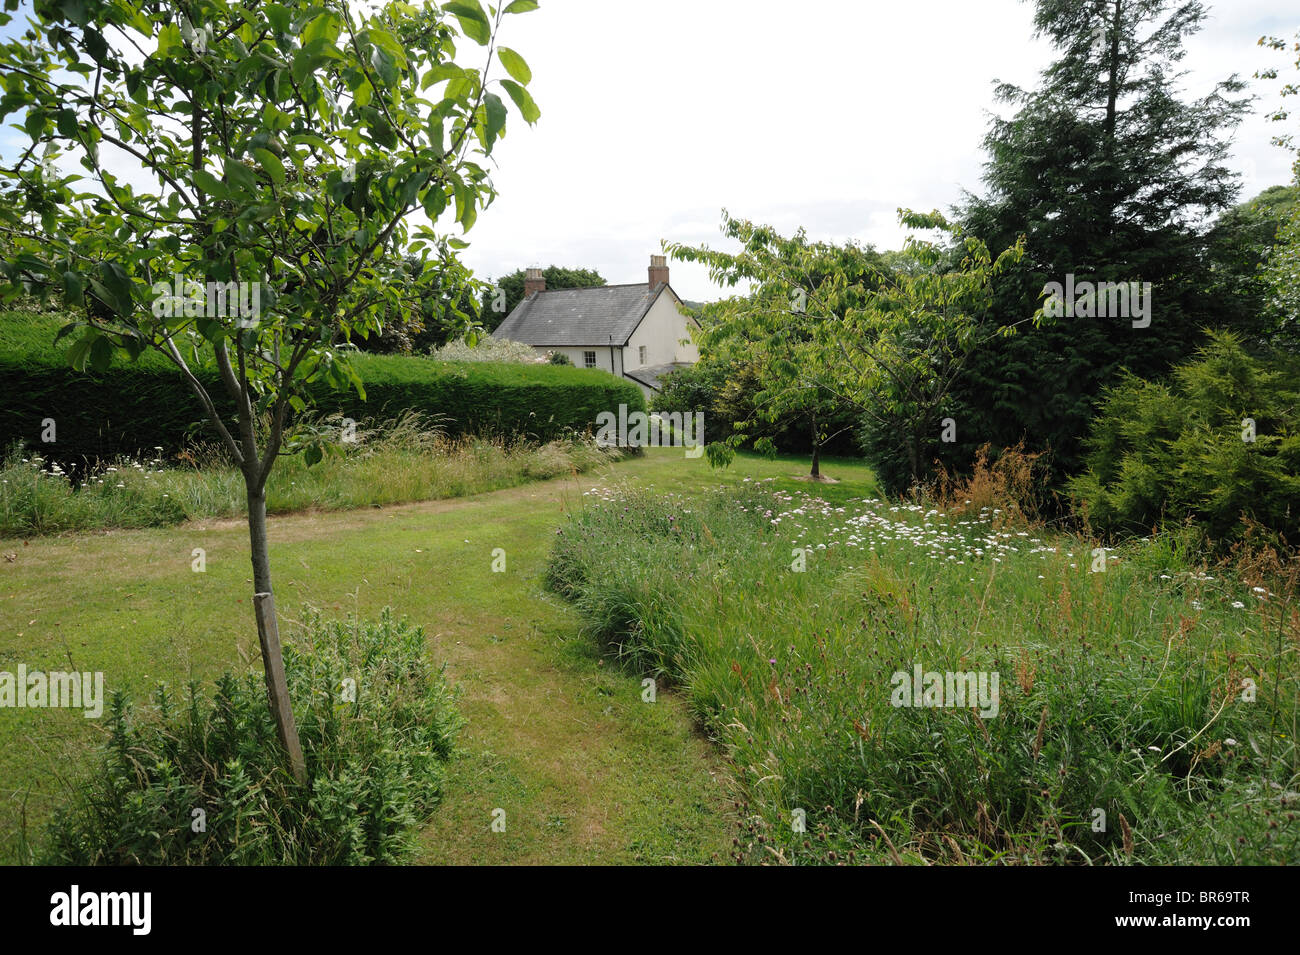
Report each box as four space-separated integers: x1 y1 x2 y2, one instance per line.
1 411 621 536
548 480 1299 864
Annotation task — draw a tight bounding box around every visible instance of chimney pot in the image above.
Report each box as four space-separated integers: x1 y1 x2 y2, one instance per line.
648 254 669 289
524 266 545 297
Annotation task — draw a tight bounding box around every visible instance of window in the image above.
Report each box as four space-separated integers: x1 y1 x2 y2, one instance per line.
638 345 647 365
583 351 597 368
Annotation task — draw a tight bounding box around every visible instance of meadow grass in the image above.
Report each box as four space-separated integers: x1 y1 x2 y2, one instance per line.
1 412 620 536
547 473 1299 864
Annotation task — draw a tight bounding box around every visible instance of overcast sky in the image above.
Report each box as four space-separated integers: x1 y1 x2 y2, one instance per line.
464 0 1298 301
1 1 1295 303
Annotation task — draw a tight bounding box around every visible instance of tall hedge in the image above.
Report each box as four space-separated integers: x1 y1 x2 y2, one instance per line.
0 310 645 459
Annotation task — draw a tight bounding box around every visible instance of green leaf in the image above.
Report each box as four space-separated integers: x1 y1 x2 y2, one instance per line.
192 168 229 199
504 0 539 12
23 107 45 138
499 79 539 124
455 182 478 231
266 3 291 34
55 108 78 138
399 169 429 209
155 23 181 57
87 335 114 372
444 1 491 45
253 147 285 185
61 270 84 305
483 91 507 147
496 47 531 84
59 0 91 27
224 159 257 197
83 28 109 64
66 334 93 371
301 12 340 46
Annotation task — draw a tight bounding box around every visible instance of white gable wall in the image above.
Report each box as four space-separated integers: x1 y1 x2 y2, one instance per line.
515 288 699 398
625 291 699 370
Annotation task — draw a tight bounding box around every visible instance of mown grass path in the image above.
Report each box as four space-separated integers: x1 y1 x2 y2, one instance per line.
5 449 875 863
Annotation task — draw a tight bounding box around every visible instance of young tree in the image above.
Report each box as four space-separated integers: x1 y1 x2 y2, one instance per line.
667 210 1031 490
954 0 1250 477
689 293 869 481
0 0 540 783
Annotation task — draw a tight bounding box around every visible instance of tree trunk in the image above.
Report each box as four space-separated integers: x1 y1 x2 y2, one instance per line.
810 411 820 479
247 487 307 785
1104 0 1121 148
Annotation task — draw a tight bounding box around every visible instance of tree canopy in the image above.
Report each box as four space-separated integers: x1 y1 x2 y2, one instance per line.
0 0 540 781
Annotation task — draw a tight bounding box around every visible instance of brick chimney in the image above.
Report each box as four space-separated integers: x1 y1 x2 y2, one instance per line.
648 254 669 289
524 266 545 297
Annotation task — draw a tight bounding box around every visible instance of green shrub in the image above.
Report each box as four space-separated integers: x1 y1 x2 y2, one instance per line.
0 309 645 459
1070 331 1300 549
548 351 572 365
37 608 460 865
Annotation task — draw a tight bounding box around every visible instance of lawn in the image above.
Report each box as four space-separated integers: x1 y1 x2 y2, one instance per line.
15 442 1282 865
1 446 863 864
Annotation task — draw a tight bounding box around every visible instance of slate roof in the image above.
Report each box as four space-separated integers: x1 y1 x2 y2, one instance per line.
492 283 668 347
624 361 691 393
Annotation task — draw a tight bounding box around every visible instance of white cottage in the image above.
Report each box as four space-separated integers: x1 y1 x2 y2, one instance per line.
491 255 700 398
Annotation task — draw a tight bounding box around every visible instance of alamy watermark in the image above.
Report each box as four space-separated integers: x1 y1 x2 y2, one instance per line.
890 664 1000 718
50 885 150 935
0 665 104 718
594 404 705 458
151 274 261 326
1042 274 1151 328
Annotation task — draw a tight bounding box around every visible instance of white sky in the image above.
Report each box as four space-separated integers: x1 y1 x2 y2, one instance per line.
464 0 1298 301
1 0 1295 303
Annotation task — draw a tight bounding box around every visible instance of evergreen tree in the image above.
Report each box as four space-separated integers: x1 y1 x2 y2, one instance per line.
953 0 1250 480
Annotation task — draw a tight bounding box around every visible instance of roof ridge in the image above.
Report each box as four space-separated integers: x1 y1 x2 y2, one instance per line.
533 281 650 292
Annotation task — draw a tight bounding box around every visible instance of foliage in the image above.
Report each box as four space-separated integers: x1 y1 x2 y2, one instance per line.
547 350 572 365
481 264 606 331
1255 32 1300 352
1261 206 1300 351
0 0 540 782
1256 29 1300 181
548 482 1297 864
668 209 1029 490
651 335 859 460
0 308 642 459
1205 185 1300 348
355 252 483 354
953 0 1251 480
1069 331 1300 550
37 609 460 865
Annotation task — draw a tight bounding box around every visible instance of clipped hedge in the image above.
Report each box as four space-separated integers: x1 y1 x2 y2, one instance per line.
0 310 645 459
